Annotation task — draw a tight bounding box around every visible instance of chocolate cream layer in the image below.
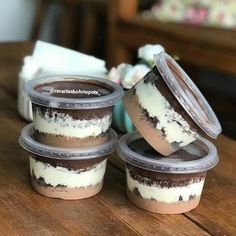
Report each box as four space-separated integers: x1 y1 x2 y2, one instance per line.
33 104 112 147
123 68 199 155
126 164 205 205
30 154 107 196
34 129 110 148
31 179 103 200
127 188 201 214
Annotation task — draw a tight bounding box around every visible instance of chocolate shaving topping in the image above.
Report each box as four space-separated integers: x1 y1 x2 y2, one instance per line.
143 70 159 85
133 187 142 198
31 173 54 188
140 107 159 127
127 164 205 188
33 103 113 120
31 154 105 172
56 184 67 188
189 194 196 200
161 127 166 137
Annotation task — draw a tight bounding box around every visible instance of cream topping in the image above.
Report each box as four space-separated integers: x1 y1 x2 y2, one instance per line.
135 80 197 146
33 110 111 138
126 168 204 203
30 156 107 188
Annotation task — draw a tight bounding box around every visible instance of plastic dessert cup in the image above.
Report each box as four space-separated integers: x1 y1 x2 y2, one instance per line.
25 75 122 148
117 131 218 214
123 52 221 156
19 123 117 200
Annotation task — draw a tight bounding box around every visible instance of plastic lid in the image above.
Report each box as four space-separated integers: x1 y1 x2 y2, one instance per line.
118 131 218 174
19 123 117 160
154 52 222 139
25 75 122 109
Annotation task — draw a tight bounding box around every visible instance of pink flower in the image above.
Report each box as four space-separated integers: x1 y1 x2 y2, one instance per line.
185 7 208 25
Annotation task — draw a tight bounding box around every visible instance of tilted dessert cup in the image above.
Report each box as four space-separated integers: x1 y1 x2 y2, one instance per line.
123 52 221 156
19 123 117 200
117 131 218 214
25 75 122 148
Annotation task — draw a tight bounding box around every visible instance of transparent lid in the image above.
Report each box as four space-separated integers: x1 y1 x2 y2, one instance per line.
25 75 122 109
19 123 117 160
154 52 222 139
118 131 218 174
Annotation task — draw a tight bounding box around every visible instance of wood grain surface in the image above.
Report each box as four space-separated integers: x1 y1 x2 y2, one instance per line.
0 42 235 235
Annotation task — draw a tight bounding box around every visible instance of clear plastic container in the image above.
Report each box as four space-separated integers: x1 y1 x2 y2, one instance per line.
19 123 117 200
117 131 218 214
123 52 221 156
25 75 122 148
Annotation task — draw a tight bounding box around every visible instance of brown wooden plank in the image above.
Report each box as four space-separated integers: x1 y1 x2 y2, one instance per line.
131 17 236 51
114 22 236 75
0 109 139 236
0 43 139 235
184 135 236 235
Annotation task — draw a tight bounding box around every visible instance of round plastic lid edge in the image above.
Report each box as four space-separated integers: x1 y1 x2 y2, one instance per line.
19 123 118 160
117 131 219 174
154 52 222 139
25 75 123 109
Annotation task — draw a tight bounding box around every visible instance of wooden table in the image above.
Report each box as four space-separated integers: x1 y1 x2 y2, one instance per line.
0 42 235 235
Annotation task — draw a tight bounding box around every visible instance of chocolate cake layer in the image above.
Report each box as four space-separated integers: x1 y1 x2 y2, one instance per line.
34 130 110 148
31 154 106 171
31 178 103 200
33 104 113 120
127 188 200 214
128 138 207 161
123 91 175 155
127 164 206 187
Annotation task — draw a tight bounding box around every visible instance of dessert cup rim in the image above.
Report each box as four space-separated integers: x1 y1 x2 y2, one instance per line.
19 123 117 160
154 52 222 139
117 131 219 174
25 75 122 109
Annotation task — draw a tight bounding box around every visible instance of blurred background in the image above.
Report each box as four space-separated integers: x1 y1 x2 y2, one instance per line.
1 0 236 139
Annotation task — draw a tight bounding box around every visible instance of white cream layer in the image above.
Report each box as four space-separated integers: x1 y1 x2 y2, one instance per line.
126 169 204 203
30 156 107 188
33 109 111 138
135 80 197 146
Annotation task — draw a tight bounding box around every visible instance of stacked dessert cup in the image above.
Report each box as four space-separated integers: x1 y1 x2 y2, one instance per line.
118 51 222 214
19 75 122 200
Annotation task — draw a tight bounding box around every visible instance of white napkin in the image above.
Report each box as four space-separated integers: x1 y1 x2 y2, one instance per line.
18 41 107 121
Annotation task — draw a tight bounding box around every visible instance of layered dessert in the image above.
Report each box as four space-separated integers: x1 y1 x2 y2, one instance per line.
33 104 112 147
117 131 218 214
30 154 107 200
19 123 117 200
123 52 221 156
126 164 205 214
124 69 198 155
25 76 122 148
